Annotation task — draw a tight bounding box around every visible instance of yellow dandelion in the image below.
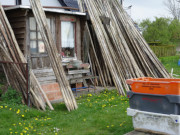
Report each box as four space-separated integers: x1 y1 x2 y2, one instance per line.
10 132 13 134
16 109 20 114
0 106 3 109
83 119 86 122
106 125 109 128
22 115 25 117
111 125 114 127
5 106 7 108
9 108 12 111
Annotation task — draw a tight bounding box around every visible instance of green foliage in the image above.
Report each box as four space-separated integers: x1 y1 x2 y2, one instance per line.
1 87 22 104
140 17 180 45
0 90 133 135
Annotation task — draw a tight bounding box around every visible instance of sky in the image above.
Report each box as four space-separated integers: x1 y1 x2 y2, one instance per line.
123 0 172 22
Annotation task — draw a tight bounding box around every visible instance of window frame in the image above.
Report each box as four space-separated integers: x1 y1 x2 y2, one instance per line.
60 20 77 61
29 17 54 54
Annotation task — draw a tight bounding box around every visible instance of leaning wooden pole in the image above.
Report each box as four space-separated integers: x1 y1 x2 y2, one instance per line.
29 0 78 111
0 3 54 110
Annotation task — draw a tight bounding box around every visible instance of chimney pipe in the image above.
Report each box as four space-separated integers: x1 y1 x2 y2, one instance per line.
16 0 22 5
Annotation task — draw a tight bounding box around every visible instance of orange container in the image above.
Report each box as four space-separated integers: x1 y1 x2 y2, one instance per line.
126 77 180 95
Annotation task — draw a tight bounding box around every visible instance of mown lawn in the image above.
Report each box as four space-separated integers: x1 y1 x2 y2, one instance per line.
159 55 180 77
0 90 133 135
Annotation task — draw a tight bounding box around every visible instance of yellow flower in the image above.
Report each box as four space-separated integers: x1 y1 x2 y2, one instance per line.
19 123 22 125
106 125 109 128
83 119 86 122
88 94 92 97
0 106 3 109
9 108 12 111
13 124 16 126
22 115 25 117
20 133 23 135
111 125 114 127
10 132 13 134
47 118 51 120
5 106 7 108
16 109 20 114
9 128 12 130
35 118 38 120
15 132 18 134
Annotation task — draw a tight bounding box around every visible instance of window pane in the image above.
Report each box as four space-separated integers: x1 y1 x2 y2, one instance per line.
30 32 36 40
61 21 75 57
29 17 36 30
38 32 42 40
30 41 37 53
38 41 45 53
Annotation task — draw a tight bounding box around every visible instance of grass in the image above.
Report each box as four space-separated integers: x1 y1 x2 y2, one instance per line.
0 90 133 135
159 55 180 77
1 55 179 135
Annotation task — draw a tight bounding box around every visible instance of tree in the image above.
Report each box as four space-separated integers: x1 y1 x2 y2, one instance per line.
140 17 171 44
164 0 180 20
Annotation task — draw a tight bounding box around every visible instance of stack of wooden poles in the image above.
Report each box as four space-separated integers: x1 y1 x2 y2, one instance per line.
81 0 171 95
0 3 53 110
29 0 78 111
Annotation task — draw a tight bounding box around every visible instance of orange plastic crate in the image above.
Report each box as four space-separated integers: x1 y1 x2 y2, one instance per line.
126 77 180 95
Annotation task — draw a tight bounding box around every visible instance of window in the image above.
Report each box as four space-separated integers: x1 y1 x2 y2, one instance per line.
29 17 51 54
61 21 75 58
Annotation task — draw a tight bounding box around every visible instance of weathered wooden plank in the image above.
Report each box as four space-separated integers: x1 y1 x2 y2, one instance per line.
37 76 57 82
10 22 26 28
33 68 54 74
68 69 90 75
13 28 26 34
6 10 27 18
8 17 26 23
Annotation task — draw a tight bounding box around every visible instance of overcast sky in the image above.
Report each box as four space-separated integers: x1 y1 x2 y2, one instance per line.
123 0 172 22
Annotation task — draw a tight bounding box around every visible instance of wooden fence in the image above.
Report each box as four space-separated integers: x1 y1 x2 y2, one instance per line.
150 45 176 57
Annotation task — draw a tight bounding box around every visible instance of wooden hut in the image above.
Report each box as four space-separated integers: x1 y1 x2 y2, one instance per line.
2 0 87 102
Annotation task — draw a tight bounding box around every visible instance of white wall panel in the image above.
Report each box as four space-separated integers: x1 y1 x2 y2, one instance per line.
0 0 62 6
22 0 62 6
0 0 15 5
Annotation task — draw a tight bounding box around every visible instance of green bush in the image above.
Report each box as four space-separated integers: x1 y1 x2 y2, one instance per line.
1 87 22 104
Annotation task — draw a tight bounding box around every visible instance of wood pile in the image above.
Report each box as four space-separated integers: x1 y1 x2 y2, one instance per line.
80 0 171 95
0 3 53 110
29 0 78 111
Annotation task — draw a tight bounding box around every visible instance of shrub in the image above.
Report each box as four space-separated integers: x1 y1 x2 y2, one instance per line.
1 87 22 104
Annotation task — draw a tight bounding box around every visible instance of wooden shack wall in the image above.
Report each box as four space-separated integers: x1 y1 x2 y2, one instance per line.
6 9 27 57
5 9 86 69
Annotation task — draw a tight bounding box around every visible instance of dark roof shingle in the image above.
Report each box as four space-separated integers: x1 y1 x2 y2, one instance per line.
58 0 79 9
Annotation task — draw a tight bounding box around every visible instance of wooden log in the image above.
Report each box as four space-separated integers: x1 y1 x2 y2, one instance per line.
29 0 78 111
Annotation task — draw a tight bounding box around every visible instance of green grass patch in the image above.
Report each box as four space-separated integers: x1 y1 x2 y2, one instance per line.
0 90 133 135
159 55 180 77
